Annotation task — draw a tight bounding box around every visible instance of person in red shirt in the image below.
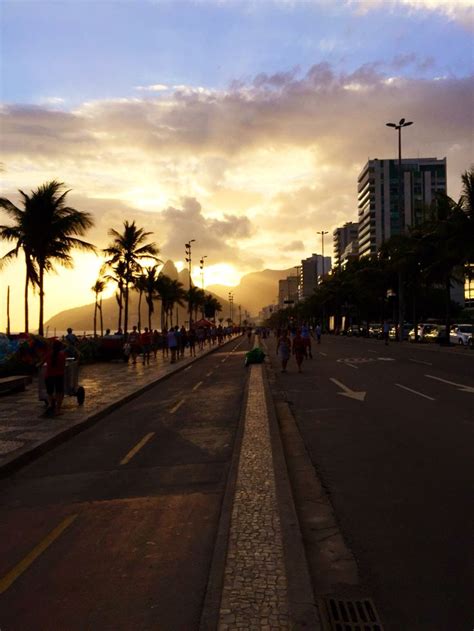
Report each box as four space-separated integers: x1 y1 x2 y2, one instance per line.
45 340 66 415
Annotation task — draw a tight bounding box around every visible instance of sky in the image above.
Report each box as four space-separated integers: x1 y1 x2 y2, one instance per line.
1 0 473 330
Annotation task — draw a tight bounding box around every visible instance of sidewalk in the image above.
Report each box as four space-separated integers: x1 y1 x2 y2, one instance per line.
0 336 240 475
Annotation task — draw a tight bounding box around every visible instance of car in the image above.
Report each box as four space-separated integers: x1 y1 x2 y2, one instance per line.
368 323 382 339
450 324 473 346
389 324 412 341
408 323 438 342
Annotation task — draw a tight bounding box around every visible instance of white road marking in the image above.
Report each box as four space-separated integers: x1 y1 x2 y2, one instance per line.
329 377 366 401
192 381 203 391
409 358 432 366
319 352 328 357
368 350 377 354
184 365 193 372
345 363 359 369
425 374 474 393
395 383 435 401
206 371 213 377
170 399 185 413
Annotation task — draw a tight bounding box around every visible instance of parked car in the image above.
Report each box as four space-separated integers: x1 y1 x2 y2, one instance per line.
424 325 444 343
368 323 382 339
450 324 473 346
389 324 413 341
408 323 439 342
346 325 363 337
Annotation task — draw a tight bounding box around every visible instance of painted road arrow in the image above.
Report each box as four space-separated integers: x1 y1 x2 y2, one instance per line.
425 374 474 393
330 378 366 401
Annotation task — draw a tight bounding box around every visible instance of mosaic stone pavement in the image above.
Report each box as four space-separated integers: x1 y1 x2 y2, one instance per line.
218 365 290 630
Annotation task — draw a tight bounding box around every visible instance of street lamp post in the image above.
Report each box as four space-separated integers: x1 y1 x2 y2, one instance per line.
185 239 196 325
228 291 233 324
386 118 414 342
199 256 207 290
317 231 328 278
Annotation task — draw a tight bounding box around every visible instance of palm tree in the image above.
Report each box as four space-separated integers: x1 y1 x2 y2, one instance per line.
203 294 222 322
144 265 160 330
133 272 148 332
155 274 185 329
185 286 206 323
0 191 39 333
91 278 105 337
8 181 95 336
102 260 127 332
103 221 160 336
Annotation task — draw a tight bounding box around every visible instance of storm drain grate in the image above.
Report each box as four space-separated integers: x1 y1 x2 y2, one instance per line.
319 597 384 631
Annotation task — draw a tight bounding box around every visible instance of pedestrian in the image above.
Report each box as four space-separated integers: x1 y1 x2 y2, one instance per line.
179 325 188 359
315 323 322 344
292 329 306 373
276 330 291 373
152 329 160 358
301 323 313 358
64 327 78 357
188 327 197 357
141 327 152 363
167 327 178 363
247 327 252 346
44 339 66 416
162 327 169 358
128 325 140 364
382 320 390 346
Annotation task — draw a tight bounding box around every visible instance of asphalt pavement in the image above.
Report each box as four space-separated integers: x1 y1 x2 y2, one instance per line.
0 338 249 630
264 333 474 631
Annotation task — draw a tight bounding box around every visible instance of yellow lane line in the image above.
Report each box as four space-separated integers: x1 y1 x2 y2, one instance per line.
170 399 185 414
192 381 203 391
120 432 155 465
0 514 78 595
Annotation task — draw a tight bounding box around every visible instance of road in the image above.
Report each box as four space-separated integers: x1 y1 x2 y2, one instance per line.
265 333 474 631
0 338 247 631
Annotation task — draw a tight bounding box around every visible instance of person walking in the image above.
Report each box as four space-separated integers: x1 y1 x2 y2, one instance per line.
141 327 152 364
301 323 313 358
315 323 322 344
167 327 178 363
276 330 291 373
292 329 306 373
44 340 66 416
383 320 390 346
128 325 140 364
188 327 197 357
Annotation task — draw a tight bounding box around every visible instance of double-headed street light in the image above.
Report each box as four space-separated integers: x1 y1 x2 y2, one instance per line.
386 118 414 342
228 291 234 323
317 230 329 278
199 255 207 290
185 239 195 326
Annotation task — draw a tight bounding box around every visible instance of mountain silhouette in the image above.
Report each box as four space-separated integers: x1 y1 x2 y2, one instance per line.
45 262 293 331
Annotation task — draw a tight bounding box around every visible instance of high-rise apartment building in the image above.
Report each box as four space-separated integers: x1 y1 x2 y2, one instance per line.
357 157 447 257
333 222 358 268
299 253 332 299
278 276 299 308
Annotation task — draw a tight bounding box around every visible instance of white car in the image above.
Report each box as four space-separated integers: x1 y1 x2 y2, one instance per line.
450 324 473 346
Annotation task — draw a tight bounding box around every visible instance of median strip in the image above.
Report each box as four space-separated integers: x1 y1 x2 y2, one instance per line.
0 514 78 594
120 432 155 465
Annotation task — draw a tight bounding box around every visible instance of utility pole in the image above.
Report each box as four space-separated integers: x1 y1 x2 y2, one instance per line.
386 118 414 341
228 291 233 323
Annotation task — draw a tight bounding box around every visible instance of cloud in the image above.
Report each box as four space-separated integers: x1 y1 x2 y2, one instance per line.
345 0 474 30
281 240 305 252
1 63 473 278
135 84 169 92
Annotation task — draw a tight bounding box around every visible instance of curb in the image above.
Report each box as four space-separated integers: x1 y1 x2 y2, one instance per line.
0 335 243 478
199 359 251 631
262 360 322 630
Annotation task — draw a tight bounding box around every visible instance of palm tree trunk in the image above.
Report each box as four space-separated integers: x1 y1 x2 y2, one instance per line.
100 296 104 337
93 297 98 337
124 269 130 336
24 266 29 334
138 290 143 332
38 264 45 336
117 288 123 332
148 298 152 331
